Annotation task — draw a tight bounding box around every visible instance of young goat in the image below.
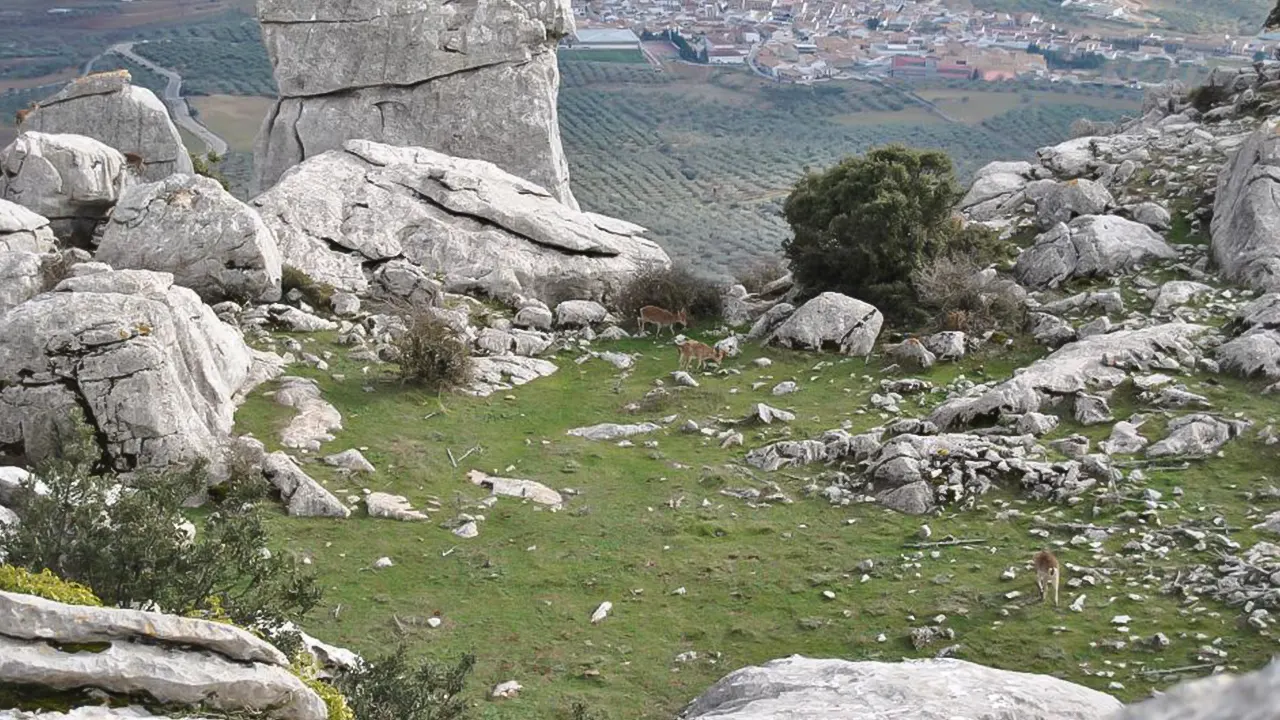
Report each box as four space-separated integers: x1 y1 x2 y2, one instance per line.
677 339 724 371
637 305 687 336
1033 550 1060 607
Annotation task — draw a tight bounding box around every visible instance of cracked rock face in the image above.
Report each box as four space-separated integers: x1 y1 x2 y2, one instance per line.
96 174 283 303
679 656 1121 719
253 0 578 209
1212 117 1280 293
251 140 668 304
25 73 193 182
0 269 267 477
0 251 47 317
0 132 130 245
0 199 56 253
1014 215 1176 289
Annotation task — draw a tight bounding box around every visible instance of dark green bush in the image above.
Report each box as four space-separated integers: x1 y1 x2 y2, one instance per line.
0 412 321 628
334 645 475 720
781 145 963 325
614 265 724 326
393 313 474 391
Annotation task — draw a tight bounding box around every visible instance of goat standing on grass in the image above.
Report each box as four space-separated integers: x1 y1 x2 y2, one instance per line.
638 305 687 335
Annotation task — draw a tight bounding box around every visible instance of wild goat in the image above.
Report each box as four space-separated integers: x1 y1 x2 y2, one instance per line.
1033 550 1060 607
638 305 687 336
677 339 724 371
14 104 36 128
123 152 145 173
943 309 970 332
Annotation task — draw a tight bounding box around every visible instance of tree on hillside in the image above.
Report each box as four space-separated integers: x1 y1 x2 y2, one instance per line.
781 145 963 322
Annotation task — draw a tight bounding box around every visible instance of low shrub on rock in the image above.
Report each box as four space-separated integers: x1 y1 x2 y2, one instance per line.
0 412 321 628
282 264 336 309
911 250 1026 333
334 645 475 720
0 565 101 606
393 312 474 391
615 265 724 326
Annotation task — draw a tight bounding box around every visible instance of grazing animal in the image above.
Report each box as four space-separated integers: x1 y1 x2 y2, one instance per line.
638 305 687 336
14 105 35 127
1033 550 1060 607
677 339 724 371
943 309 970 332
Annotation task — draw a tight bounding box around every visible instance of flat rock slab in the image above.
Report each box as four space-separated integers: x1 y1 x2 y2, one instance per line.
273 377 342 451
0 591 285 665
567 422 660 441
467 469 562 508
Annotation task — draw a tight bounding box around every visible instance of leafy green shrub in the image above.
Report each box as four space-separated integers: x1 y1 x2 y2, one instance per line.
282 265 337 310
734 256 789 294
1187 83 1232 113
190 152 230 192
333 645 475 720
393 313 474 391
294 656 356 720
614 265 724 326
782 145 963 325
0 566 101 606
0 412 321 628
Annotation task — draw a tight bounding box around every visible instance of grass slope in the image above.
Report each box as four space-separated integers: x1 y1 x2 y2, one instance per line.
236 318 1279 718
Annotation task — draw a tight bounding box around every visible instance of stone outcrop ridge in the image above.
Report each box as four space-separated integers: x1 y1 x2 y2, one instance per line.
0 268 273 477
0 132 130 244
253 0 578 208
25 72 193 182
0 199 56 253
1211 116 1280 292
96 174 283 303
679 656 1122 719
251 140 668 304
0 590 326 720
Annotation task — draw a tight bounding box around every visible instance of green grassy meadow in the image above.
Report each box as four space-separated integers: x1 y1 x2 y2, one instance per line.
234 311 1280 718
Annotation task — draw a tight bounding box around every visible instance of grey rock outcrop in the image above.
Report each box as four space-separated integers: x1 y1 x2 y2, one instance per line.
0 199 56 252
1015 215 1176 289
0 251 46 316
0 269 271 476
1147 414 1248 459
273 377 342 452
1211 117 1280 292
1113 659 1280 720
767 292 882 355
0 132 130 244
24 73 193 182
252 141 668 304
958 160 1036 221
568 422 660 441
931 323 1207 430
679 656 1121 719
1034 178 1114 228
96 174 282 303
1218 293 1280 380
254 0 577 209
261 452 350 518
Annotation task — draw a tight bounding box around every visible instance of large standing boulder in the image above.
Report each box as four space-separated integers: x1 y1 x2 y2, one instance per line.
957 161 1035 221
1211 117 1280 293
1014 215 1176 289
1033 178 1114 229
679 656 1121 719
251 140 668 304
23 72 193 182
767 292 882 355
0 199 56 253
1113 659 1279 720
0 132 129 245
1218 293 1280 380
96 174 282 303
0 268 270 477
253 0 577 209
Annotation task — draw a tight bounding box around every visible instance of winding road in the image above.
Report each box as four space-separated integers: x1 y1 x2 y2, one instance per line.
84 41 229 157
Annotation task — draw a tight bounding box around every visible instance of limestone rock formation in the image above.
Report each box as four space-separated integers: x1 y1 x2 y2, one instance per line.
262 451 350 518
678 656 1121 719
0 251 46 316
1113 659 1280 720
24 73 193 182
254 0 578 209
1211 116 1280 292
767 292 883 355
1218 293 1280 380
0 268 270 476
930 323 1208 430
96 174 283 303
252 141 668 304
0 590 326 720
0 199 56 252
0 132 130 244
1014 215 1176 289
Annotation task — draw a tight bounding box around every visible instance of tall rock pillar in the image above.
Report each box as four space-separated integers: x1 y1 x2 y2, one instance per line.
252 0 579 209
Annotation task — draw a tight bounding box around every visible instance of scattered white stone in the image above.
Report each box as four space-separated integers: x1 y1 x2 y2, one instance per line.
491 680 522 700
373 557 393 569
591 601 613 624
452 520 479 539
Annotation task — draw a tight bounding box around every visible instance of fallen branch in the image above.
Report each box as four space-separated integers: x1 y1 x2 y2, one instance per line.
447 448 457 468
456 445 480 464
903 538 988 549
1141 663 1221 676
